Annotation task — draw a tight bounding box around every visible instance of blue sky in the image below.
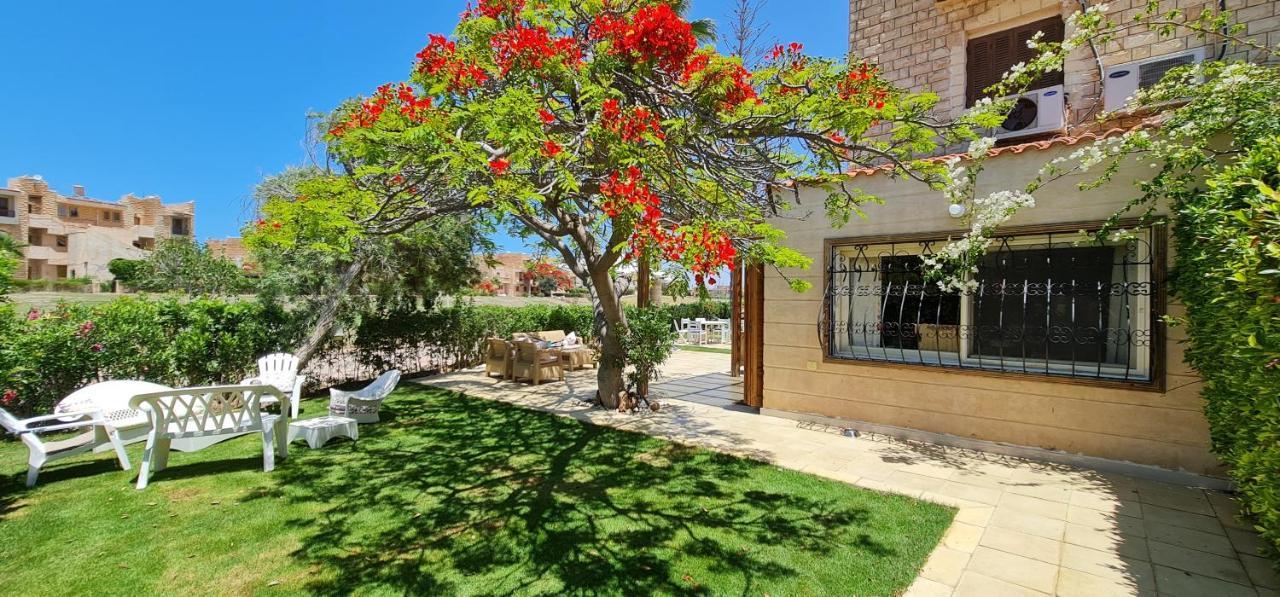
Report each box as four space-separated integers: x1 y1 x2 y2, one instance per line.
0 0 848 250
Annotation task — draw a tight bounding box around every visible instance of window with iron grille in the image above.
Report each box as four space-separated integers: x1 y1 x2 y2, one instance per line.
822 225 1161 384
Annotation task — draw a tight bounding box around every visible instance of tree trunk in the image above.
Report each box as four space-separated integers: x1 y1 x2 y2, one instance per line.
294 258 364 366
590 265 628 409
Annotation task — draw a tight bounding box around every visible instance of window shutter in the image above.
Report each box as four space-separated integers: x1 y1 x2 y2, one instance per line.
966 16 1064 106
966 38 992 106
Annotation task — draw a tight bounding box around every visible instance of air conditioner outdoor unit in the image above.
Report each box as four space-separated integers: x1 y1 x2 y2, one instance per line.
1103 47 1206 112
991 84 1066 141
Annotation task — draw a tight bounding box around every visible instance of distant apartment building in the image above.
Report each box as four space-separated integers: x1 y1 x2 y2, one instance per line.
475 252 578 296
477 252 534 296
0 176 195 282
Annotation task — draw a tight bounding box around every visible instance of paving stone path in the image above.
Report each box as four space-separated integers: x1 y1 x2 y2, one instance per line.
419 351 1277 596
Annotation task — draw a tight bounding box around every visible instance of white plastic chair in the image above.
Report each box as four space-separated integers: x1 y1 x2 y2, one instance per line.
241 352 306 418
0 407 131 487
679 319 707 345
129 385 287 489
328 370 401 423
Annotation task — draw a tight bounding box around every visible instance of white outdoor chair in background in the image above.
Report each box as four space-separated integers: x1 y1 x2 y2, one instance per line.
328 370 401 423
242 352 306 418
0 407 131 487
679 318 707 345
129 385 287 489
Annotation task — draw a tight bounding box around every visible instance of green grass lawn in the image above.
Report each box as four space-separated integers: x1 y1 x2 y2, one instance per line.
0 386 953 595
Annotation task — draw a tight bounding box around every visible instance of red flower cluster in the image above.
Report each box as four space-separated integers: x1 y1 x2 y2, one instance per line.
683 226 737 284
474 279 500 295
770 42 808 83
598 167 737 278
541 139 563 157
416 34 489 93
538 108 556 124
680 52 711 83
463 0 525 19
839 61 888 110
600 166 660 218
720 64 759 110
1 389 16 406
769 42 804 60
521 262 574 290
592 3 697 75
683 56 760 110
489 158 511 175
490 24 582 75
600 99 664 142
75 320 95 339
330 83 435 137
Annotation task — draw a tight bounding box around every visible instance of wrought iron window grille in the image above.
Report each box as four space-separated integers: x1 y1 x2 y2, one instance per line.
821 227 1160 383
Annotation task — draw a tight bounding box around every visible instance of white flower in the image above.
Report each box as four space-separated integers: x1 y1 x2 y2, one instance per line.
968 137 996 159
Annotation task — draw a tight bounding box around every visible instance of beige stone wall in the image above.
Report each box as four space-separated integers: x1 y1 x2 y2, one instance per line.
850 0 1278 131
207 237 254 271
4 176 197 282
764 142 1220 475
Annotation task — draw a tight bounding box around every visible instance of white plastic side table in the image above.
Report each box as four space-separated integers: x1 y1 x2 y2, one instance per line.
287 416 358 449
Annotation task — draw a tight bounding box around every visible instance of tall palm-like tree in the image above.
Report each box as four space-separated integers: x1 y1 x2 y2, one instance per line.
668 0 718 43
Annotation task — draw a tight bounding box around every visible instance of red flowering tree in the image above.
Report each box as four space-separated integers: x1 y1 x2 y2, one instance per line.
523 260 574 295
254 0 980 406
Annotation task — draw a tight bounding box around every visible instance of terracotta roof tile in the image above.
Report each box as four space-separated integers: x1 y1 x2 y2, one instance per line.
845 128 1131 178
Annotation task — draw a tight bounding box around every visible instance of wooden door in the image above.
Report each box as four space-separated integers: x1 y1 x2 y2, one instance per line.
741 263 765 408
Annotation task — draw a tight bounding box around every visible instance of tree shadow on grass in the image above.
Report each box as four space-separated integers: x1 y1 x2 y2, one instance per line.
275 386 912 595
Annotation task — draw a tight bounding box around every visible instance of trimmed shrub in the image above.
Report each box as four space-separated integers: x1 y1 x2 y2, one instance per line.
0 297 730 417
0 297 296 415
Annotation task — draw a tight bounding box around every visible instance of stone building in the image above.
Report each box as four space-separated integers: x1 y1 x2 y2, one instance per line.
207 237 255 273
745 0 1280 478
0 176 195 282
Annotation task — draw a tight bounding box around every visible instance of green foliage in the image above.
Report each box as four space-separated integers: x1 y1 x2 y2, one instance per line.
621 306 679 396
0 293 728 417
10 277 94 292
248 166 491 326
107 258 146 285
1175 141 1280 557
349 301 727 374
0 296 297 415
660 299 731 321
0 231 21 298
127 239 251 295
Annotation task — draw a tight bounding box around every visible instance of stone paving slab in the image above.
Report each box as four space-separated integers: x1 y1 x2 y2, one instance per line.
416 351 1275 596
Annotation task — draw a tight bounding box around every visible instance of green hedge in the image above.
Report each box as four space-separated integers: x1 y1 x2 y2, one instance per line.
351 300 729 370
0 297 297 416
1 297 731 416
11 277 95 292
1175 138 1280 557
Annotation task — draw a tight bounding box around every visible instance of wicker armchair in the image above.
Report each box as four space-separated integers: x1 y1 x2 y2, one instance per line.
329 370 401 423
511 341 563 385
485 338 513 380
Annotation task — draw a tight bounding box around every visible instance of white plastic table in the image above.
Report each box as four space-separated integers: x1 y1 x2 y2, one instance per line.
55 380 173 451
287 416 359 449
700 319 731 343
